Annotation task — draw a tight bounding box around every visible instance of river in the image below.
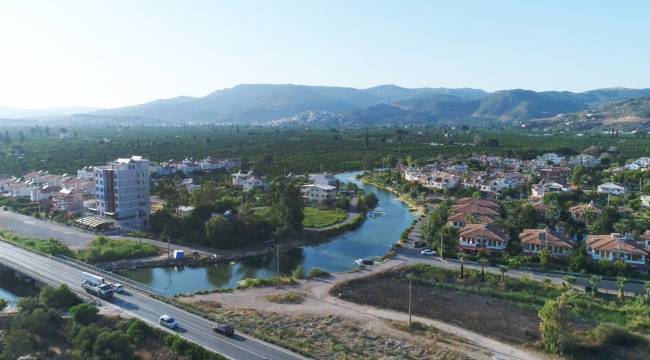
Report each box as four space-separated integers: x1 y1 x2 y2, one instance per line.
121 171 415 296
0 274 37 308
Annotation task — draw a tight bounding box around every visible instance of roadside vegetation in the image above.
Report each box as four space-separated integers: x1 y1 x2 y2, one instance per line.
77 236 159 263
0 285 226 360
331 263 650 359
0 229 158 264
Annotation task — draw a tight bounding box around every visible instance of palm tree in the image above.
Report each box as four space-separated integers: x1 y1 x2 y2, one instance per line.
458 253 466 279
589 275 600 297
479 257 488 282
499 265 508 282
617 276 627 299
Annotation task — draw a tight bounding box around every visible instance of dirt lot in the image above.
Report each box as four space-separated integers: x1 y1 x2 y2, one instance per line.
332 274 540 346
183 299 477 360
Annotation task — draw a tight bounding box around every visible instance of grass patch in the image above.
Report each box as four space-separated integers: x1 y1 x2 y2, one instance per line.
303 207 347 228
0 228 74 257
236 276 296 289
307 267 330 278
77 236 159 264
265 292 306 304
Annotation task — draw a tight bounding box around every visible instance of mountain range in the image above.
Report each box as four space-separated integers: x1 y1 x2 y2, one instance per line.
4 84 650 128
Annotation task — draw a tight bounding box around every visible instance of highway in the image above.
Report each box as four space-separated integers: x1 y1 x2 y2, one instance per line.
0 240 308 360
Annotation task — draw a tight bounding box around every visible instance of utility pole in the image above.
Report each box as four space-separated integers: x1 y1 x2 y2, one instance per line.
276 242 280 278
440 232 444 259
167 239 171 259
408 274 413 327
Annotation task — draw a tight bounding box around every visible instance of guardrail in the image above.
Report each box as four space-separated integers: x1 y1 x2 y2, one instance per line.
53 254 163 296
0 236 162 297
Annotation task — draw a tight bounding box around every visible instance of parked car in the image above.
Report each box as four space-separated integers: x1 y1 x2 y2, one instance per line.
420 249 436 256
355 258 374 266
111 284 125 294
213 324 235 337
159 315 178 329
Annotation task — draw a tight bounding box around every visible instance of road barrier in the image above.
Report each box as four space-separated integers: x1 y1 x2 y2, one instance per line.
53 254 163 296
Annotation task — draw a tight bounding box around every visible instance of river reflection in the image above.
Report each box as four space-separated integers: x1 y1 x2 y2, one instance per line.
122 171 415 296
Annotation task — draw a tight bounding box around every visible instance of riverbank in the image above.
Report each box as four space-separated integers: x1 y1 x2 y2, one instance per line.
358 174 425 214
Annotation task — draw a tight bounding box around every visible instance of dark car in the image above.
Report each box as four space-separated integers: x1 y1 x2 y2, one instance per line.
213 324 235 337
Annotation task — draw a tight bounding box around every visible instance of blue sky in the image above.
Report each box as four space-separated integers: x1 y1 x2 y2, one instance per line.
1 0 649 108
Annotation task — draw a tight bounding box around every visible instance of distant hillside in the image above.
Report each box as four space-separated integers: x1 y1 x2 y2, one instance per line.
91 84 486 125
8 84 650 128
529 96 650 130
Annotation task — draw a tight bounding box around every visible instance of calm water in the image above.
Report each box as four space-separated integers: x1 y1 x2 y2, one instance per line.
0 274 37 308
122 171 415 296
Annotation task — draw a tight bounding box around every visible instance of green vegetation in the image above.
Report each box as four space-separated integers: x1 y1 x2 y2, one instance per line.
0 299 7 312
77 236 159 264
152 179 304 248
0 228 74 257
236 276 296 289
307 267 330 279
265 292 306 304
0 285 226 360
332 264 650 358
303 207 347 228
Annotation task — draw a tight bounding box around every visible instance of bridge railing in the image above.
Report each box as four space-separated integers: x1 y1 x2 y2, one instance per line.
53 254 163 296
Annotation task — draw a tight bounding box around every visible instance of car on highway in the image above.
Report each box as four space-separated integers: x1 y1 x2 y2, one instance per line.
213 324 235 337
159 315 178 329
111 283 125 294
420 248 436 256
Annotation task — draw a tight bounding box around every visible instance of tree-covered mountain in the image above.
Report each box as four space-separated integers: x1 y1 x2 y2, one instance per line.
90 84 486 124
9 84 650 128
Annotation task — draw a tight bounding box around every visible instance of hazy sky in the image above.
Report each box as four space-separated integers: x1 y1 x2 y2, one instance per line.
1 0 649 108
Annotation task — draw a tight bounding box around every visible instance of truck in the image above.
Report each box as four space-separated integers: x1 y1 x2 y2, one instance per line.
81 271 114 300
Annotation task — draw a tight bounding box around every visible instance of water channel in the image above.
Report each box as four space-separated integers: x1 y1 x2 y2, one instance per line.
121 171 415 296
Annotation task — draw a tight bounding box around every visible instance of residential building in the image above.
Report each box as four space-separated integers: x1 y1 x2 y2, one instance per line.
458 223 510 255
568 203 603 222
641 195 650 208
568 154 601 168
95 156 151 229
301 184 338 203
535 153 564 166
309 173 338 187
520 229 574 257
587 233 648 270
530 181 569 199
597 182 627 195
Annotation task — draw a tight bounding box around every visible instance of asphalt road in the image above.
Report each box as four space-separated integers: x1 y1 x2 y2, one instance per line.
399 247 648 296
0 240 308 360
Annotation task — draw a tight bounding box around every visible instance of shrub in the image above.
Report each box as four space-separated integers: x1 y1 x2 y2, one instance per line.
307 267 330 278
265 292 306 304
70 303 100 325
126 319 150 344
292 265 305 280
0 299 7 312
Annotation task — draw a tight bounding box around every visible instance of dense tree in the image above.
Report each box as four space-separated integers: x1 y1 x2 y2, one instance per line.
39 284 80 309
0 299 6 312
1 329 33 360
70 303 100 325
92 330 135 360
269 180 304 238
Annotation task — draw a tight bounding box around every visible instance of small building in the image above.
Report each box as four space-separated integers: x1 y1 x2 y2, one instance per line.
597 182 627 195
587 233 648 270
302 184 338 203
176 205 195 218
520 229 574 257
530 181 569 199
568 203 603 222
458 223 510 255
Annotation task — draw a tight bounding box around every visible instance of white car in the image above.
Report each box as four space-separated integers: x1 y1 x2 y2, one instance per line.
420 249 436 256
112 284 125 294
159 315 178 329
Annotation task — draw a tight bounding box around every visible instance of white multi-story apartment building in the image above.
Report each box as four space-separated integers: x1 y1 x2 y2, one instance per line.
95 156 151 229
